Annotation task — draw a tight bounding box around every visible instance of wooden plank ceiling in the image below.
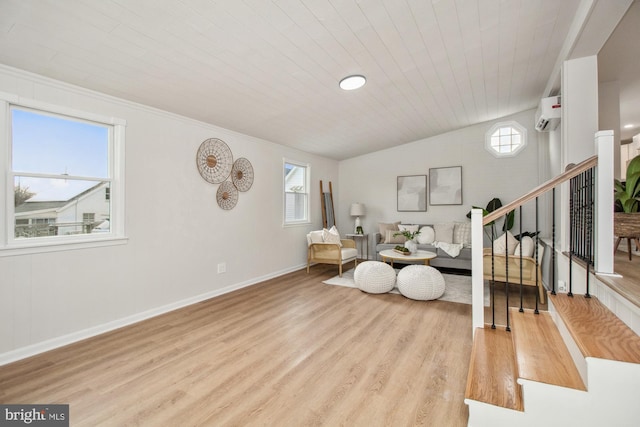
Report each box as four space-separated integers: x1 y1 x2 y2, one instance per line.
0 0 581 160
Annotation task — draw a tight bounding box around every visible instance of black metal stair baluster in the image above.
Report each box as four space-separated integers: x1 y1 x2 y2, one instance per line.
519 207 524 312
585 168 593 298
491 226 496 330
552 187 556 295
505 213 511 332
568 176 574 297
534 197 539 314
580 172 583 257
579 172 584 260
578 172 584 260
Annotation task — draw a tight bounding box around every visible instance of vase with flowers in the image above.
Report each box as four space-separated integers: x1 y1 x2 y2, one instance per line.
394 229 421 254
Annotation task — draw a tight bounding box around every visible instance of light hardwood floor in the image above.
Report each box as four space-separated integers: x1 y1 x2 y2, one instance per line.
0 264 475 427
603 249 640 308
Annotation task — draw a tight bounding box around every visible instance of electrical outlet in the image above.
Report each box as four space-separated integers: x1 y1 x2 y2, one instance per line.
217 262 226 274
558 280 566 292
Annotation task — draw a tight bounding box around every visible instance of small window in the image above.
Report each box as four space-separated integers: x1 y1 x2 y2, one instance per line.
283 160 310 225
485 121 527 157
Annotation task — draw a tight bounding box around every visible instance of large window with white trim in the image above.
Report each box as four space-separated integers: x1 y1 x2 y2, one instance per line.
1 96 126 253
283 159 310 225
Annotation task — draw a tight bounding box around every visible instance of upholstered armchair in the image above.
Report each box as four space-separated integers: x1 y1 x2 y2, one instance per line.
483 245 546 304
306 229 358 277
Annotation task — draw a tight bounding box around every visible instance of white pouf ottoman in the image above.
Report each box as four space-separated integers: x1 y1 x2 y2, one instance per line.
354 261 396 294
397 265 445 300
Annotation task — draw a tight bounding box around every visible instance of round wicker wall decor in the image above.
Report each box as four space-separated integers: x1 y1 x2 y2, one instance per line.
196 138 233 184
231 157 254 192
216 180 238 210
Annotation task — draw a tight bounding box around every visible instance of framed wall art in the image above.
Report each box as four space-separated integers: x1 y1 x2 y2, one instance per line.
429 166 462 205
397 175 427 212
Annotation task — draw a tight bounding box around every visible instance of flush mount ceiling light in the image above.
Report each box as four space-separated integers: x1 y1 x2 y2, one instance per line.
339 75 366 90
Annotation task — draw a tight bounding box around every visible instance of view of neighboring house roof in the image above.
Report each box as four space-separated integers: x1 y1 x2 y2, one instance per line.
15 182 107 214
15 201 67 214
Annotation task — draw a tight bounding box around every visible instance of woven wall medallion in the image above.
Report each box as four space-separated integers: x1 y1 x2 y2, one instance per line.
216 180 238 210
196 138 233 184
231 157 254 192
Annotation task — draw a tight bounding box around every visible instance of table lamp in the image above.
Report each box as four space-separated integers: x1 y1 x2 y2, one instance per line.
350 203 366 234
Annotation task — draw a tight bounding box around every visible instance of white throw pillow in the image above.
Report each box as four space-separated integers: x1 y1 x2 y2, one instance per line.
514 236 534 257
308 230 324 245
322 226 342 246
434 223 454 244
384 229 407 244
493 231 518 255
453 222 472 246
416 226 435 244
378 222 400 242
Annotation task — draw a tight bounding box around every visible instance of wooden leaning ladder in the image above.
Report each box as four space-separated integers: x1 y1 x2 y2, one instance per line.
320 180 335 229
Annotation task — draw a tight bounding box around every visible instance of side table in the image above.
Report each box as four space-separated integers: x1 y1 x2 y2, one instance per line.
345 233 369 260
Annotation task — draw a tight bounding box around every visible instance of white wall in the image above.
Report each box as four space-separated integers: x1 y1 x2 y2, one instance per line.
0 66 338 363
337 109 542 253
621 141 640 178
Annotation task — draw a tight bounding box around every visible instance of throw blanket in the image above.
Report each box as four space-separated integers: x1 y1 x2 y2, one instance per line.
433 241 464 258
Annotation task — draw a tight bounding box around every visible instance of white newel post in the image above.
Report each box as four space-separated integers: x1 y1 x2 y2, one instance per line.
595 130 615 275
471 208 484 334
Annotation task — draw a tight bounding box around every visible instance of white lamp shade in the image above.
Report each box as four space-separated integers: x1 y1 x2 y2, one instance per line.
350 203 366 216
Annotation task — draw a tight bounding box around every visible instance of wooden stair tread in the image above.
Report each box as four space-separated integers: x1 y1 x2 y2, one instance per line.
465 327 523 411
549 294 640 364
510 308 586 391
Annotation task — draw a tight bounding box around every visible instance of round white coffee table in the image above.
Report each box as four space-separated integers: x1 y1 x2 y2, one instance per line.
379 249 437 267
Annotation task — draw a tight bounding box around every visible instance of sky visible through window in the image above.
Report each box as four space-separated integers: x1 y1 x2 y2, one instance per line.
12 108 109 202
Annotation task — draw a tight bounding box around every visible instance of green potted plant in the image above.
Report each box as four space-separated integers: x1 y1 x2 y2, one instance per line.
615 154 640 212
614 154 640 240
394 229 421 254
467 197 514 240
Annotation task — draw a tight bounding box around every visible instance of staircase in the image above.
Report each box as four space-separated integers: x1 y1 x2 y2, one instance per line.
464 288 640 426
465 134 640 426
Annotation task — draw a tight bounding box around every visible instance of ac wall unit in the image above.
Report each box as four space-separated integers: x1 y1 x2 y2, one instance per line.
534 96 561 132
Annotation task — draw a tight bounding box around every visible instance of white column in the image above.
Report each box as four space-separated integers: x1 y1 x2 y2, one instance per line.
598 81 621 180
560 55 599 252
595 130 615 275
471 208 484 334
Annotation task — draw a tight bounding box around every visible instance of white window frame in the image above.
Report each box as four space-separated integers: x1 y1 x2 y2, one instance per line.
485 120 527 158
0 92 127 256
283 158 310 226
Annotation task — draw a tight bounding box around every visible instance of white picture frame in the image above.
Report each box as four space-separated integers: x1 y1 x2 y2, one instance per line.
397 175 427 212
429 166 462 205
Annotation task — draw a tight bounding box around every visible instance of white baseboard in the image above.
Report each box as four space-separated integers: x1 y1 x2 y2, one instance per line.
0 264 305 366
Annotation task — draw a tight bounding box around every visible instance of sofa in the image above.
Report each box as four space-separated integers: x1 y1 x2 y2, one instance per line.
374 222 472 271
